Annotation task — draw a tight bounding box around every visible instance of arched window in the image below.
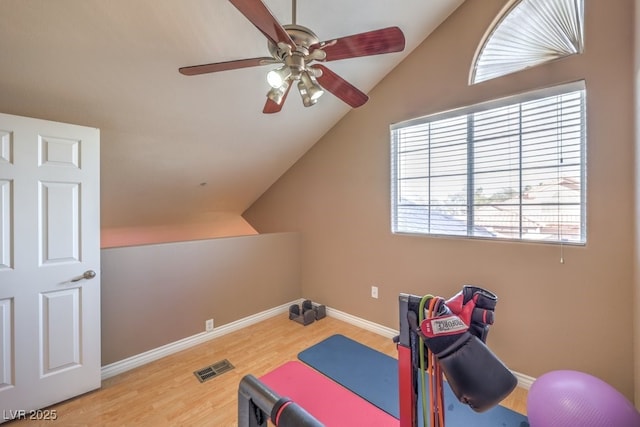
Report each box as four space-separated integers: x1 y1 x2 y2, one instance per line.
470 0 584 84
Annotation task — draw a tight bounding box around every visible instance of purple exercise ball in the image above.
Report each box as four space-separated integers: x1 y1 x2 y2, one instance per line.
527 370 640 427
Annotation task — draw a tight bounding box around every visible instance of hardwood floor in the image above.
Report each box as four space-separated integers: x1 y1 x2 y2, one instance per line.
8 315 528 426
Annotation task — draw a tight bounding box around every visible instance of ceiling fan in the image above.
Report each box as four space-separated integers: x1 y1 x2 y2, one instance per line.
179 0 405 113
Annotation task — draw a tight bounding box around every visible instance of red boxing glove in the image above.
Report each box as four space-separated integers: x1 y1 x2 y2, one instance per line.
446 285 497 342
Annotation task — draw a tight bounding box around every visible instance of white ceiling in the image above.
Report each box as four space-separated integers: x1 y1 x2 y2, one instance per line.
0 0 463 228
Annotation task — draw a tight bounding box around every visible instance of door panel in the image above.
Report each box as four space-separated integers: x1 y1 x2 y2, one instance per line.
0 180 11 270
38 135 80 168
0 113 100 420
0 130 10 163
40 288 81 375
0 298 12 391
39 181 80 264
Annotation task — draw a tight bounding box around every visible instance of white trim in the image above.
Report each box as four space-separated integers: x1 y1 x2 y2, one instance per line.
101 299 302 380
326 306 399 339
326 306 536 390
102 300 536 390
512 371 536 390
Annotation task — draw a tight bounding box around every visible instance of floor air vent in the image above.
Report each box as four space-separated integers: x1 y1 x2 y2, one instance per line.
194 359 235 383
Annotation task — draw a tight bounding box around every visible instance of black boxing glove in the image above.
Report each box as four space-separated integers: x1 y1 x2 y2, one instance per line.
420 298 517 412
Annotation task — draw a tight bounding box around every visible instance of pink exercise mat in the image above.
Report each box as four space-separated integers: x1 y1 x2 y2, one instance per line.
260 361 398 427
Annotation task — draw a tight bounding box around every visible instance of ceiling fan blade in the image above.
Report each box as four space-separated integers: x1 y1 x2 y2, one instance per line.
179 57 275 75
229 0 295 47
313 26 405 62
263 84 292 114
312 64 369 108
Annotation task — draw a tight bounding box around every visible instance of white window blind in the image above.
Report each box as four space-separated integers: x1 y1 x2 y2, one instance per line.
471 0 584 84
391 81 586 244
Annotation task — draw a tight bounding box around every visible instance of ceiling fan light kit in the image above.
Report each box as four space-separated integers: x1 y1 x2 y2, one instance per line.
266 66 291 88
179 0 406 113
297 71 324 107
267 81 290 105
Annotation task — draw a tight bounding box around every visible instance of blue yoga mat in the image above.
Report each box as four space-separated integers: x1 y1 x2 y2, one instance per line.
298 334 530 427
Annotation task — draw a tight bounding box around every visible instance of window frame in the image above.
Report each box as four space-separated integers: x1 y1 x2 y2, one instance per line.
390 80 587 245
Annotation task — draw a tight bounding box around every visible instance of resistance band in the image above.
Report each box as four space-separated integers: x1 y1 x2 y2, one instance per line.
418 295 445 427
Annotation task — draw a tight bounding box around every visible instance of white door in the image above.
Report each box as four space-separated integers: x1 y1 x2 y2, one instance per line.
0 113 101 421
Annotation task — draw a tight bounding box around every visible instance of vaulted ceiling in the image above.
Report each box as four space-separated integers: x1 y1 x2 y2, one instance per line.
0 0 463 229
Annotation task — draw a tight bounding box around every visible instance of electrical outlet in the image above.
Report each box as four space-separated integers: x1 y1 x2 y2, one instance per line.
205 319 214 332
371 286 379 299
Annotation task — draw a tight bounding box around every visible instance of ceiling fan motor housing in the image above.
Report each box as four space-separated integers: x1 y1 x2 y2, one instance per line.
268 25 319 61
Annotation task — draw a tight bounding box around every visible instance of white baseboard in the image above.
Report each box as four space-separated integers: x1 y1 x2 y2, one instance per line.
512 371 536 389
325 306 399 339
101 299 301 380
326 306 535 390
102 299 536 390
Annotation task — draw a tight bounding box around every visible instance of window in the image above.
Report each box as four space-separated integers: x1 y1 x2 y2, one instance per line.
390 81 586 244
470 0 584 84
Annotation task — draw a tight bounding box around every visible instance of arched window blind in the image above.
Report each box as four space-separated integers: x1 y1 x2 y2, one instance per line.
470 0 584 84
391 81 586 244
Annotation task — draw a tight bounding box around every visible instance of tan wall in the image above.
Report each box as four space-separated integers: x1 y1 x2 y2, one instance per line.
100 232 300 365
244 0 637 400
635 0 640 407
